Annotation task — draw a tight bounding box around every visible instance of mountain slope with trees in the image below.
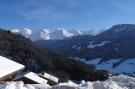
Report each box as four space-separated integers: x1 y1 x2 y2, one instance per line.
0 28 108 82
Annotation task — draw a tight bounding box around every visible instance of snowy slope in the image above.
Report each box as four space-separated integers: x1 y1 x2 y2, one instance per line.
0 56 25 78
74 57 135 76
87 41 110 49
0 75 135 89
87 58 135 76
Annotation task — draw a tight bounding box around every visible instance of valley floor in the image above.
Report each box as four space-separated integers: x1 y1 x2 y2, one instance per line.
0 75 135 89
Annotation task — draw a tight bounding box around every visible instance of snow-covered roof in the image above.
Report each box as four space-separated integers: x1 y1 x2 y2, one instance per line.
0 56 25 79
15 72 48 84
41 72 59 83
24 72 48 84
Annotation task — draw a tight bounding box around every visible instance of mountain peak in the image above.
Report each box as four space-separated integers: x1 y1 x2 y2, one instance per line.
50 28 74 40
40 29 50 40
42 29 50 34
21 28 32 38
11 29 21 34
57 28 73 36
69 29 82 35
110 24 135 32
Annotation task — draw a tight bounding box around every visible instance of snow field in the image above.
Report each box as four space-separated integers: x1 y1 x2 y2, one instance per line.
0 75 135 89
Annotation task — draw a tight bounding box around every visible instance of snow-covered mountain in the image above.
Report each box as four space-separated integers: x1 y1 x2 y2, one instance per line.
21 28 32 38
40 29 50 40
50 28 74 40
29 29 50 41
11 28 106 41
12 28 32 38
11 28 83 41
11 28 50 41
11 29 21 34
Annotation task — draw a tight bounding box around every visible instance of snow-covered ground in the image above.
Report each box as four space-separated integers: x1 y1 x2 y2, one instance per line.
87 58 135 76
72 46 81 50
74 57 135 76
0 75 135 89
87 41 110 49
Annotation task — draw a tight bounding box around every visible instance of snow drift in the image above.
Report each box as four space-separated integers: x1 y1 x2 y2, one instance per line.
0 75 135 89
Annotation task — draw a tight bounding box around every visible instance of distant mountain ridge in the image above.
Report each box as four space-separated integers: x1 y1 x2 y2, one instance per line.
34 24 135 76
11 28 104 41
35 24 135 59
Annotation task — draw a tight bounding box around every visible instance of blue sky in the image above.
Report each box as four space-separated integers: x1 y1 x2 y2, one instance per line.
0 0 135 31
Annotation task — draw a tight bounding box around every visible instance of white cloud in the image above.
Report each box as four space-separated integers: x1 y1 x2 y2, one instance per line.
16 0 78 21
15 0 95 23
